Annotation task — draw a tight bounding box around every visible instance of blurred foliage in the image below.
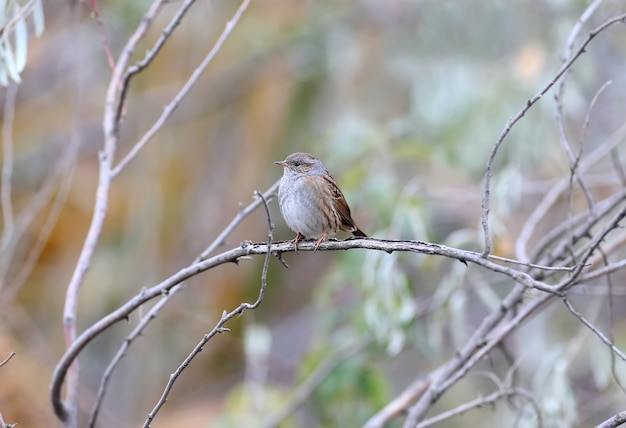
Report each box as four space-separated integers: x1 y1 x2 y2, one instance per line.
0 0 625 427
0 0 45 85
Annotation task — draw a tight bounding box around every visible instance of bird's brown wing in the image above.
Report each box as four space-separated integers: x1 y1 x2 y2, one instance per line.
323 173 367 237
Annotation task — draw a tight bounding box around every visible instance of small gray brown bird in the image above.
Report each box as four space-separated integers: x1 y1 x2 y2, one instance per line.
275 152 367 251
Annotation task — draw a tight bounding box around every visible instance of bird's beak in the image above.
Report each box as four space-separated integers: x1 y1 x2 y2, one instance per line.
274 160 288 167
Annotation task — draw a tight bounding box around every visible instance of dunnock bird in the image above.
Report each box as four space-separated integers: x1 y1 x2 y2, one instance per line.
275 152 366 251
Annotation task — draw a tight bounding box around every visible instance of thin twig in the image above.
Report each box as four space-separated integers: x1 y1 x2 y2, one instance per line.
561 297 626 362
555 204 626 291
199 180 279 260
404 289 555 426
553 0 603 215
582 81 612 144
55 0 181 424
143 189 273 426
577 259 626 283
402 202 626 426
0 350 15 368
481 12 626 257
111 0 254 177
416 388 531 428
601 249 626 393
113 0 189 128
528 190 624 266
51 236 558 421
486 254 578 272
110 0 167 131
519 126 626 264
87 183 278 428
51 204 626 423
90 0 119 86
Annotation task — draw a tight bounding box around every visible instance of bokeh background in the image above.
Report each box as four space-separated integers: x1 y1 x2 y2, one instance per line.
1 0 626 426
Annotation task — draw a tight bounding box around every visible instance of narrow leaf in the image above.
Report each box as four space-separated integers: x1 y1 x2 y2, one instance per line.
0 0 7 28
0 43 9 86
2 36 22 83
14 8 28 72
32 0 45 36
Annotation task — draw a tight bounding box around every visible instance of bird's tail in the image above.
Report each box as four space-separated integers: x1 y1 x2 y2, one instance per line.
352 227 367 238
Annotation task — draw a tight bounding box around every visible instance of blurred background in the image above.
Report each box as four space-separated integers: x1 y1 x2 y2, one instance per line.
1 0 626 426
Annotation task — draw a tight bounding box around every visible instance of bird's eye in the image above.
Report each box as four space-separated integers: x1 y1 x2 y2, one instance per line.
293 162 301 167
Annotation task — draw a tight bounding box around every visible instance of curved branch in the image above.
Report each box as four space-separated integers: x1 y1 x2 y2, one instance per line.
51 236 558 420
481 12 626 256
597 411 626 428
111 0 254 176
87 182 279 427
0 350 15 368
143 188 275 426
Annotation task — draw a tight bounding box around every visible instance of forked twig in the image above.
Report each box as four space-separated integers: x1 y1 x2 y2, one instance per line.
87 182 278 428
111 0 254 177
143 189 273 426
481 12 626 257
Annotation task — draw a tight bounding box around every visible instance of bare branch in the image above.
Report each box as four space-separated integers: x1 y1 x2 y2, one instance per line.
56 0 166 421
553 0 604 216
529 189 626 266
111 0 254 177
114 0 185 128
486 253 578 272
578 259 626 284
57 0 254 423
416 388 534 428
199 180 279 260
561 297 626 362
401 200 626 428
482 12 626 257
143 189 273 426
52 235 562 422
59 150 112 424
87 182 279 428
596 410 626 428
90 0 118 84
0 350 15 368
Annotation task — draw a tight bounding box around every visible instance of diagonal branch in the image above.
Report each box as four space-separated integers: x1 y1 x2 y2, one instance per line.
596 410 626 428
51 235 562 421
481 12 626 257
111 0 254 177
86 182 279 428
143 189 274 426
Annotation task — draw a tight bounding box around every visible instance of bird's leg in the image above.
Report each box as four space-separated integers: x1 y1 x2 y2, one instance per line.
292 232 304 254
313 232 328 251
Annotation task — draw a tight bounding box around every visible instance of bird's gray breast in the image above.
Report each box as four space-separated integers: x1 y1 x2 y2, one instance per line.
278 174 328 239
